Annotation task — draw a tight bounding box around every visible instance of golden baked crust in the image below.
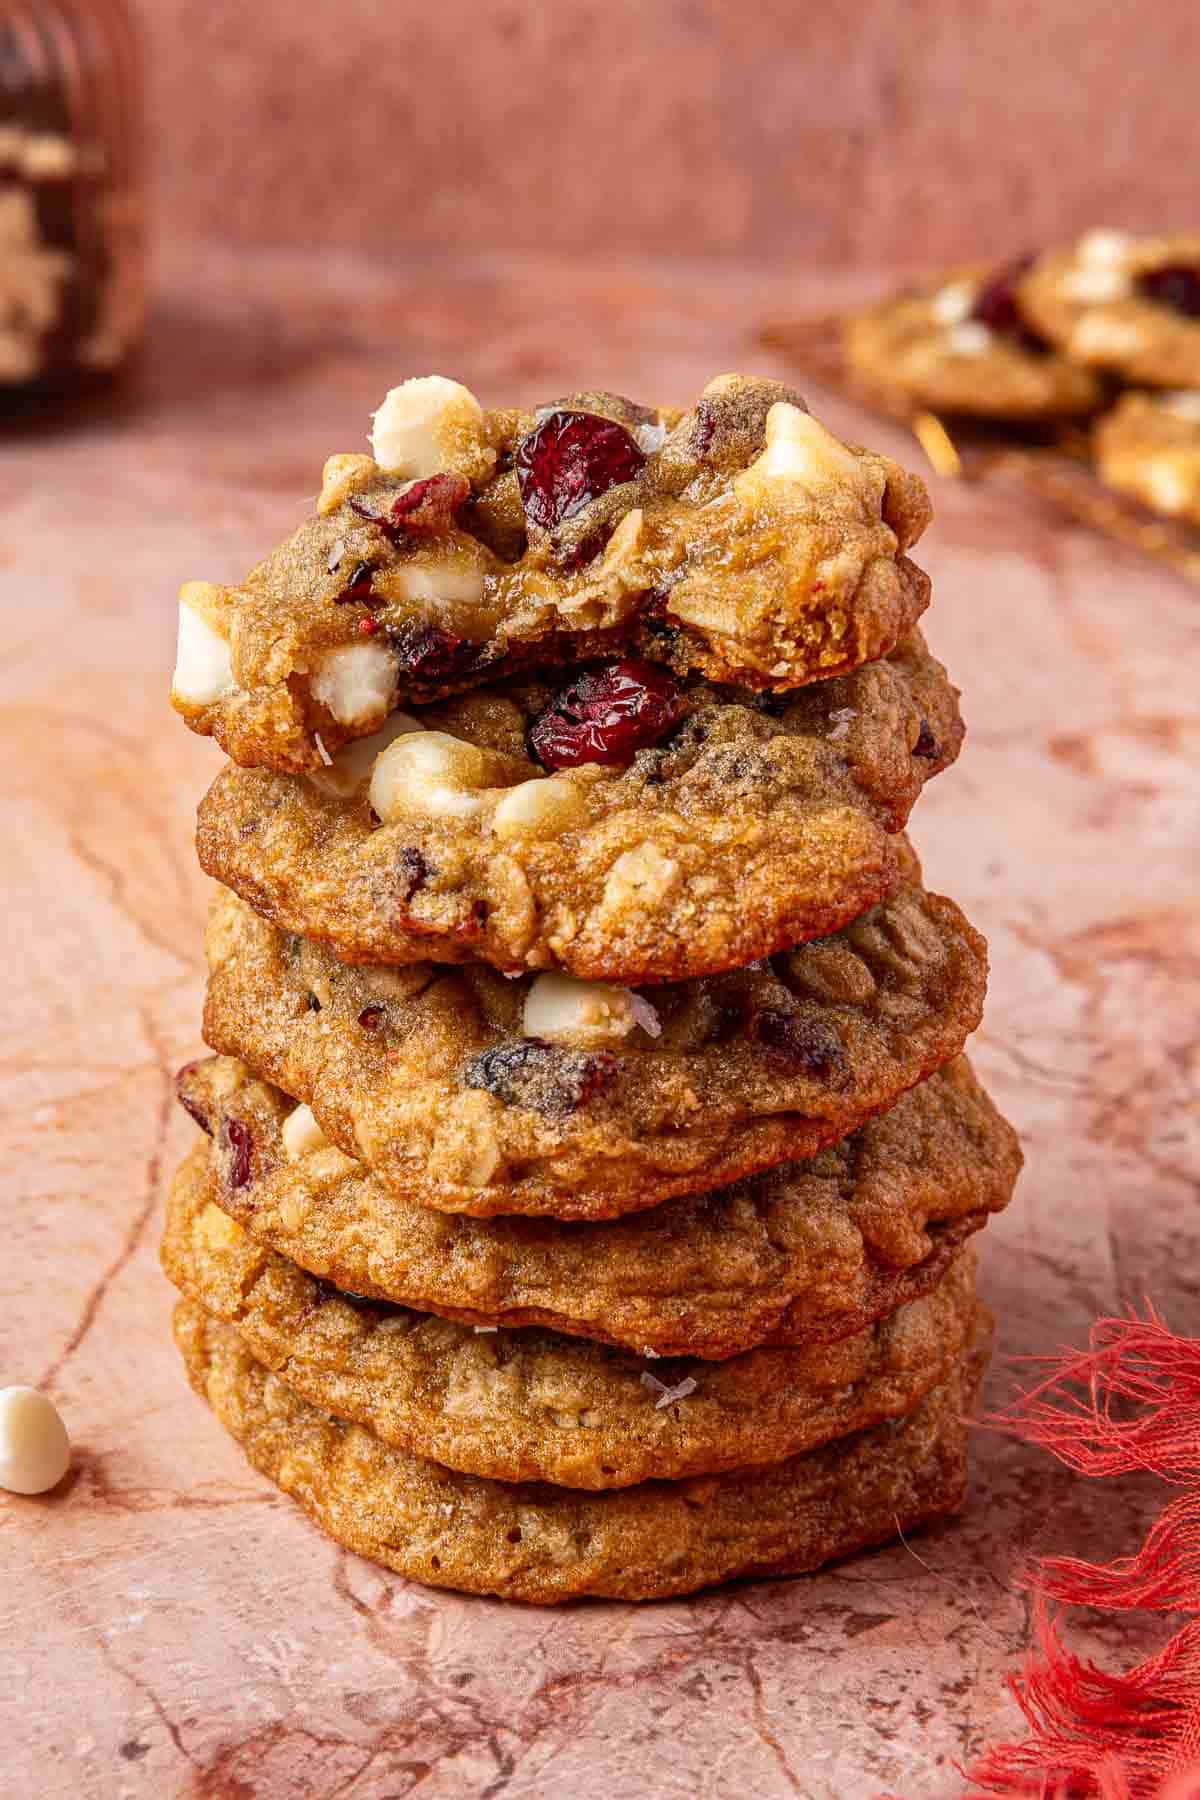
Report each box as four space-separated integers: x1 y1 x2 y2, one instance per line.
170 377 932 773
845 267 1102 419
199 872 988 1220
1020 233 1200 387
172 1056 1020 1357
1094 390 1200 525
175 1299 988 1603
162 1164 978 1488
196 634 962 983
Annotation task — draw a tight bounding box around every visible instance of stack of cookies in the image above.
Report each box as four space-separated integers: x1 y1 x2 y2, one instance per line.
163 373 1022 1603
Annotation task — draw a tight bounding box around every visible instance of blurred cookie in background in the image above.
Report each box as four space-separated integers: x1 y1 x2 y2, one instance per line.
1020 231 1200 389
1095 389 1200 525
844 260 1103 420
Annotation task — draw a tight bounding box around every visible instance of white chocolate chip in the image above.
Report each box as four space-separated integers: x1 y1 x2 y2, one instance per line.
1145 459 1194 514
281 1103 330 1160
947 321 994 357
369 730 487 823
0 1387 70 1495
601 842 682 915
311 642 399 729
1071 314 1143 358
310 710 426 798
1162 391 1200 421
523 972 641 1045
930 281 975 326
739 402 860 494
492 776 586 842
1061 266 1131 304
370 376 485 479
1078 228 1132 267
172 585 234 706
390 554 486 608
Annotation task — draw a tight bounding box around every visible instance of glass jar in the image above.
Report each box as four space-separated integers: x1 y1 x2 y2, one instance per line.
0 0 143 400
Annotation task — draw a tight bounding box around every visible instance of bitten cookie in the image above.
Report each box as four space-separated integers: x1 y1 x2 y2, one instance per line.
199 868 988 1220
172 1055 1020 1358
170 375 933 772
196 633 963 983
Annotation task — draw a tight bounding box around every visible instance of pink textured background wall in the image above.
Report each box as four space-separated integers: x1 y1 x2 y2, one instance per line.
137 0 1197 267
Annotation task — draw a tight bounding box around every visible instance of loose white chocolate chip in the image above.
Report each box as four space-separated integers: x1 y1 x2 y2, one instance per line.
310 710 426 797
1061 266 1131 304
369 730 487 822
172 585 234 705
930 281 975 326
492 776 586 842
318 452 376 516
0 1387 70 1495
1078 228 1132 267
947 321 994 357
523 972 641 1045
281 1103 330 1160
311 642 399 729
370 376 485 479
736 402 859 499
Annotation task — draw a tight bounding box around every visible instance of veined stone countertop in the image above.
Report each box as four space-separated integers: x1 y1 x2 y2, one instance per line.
2 247 1198 1799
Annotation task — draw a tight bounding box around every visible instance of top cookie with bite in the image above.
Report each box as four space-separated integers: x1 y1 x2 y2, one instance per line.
170 374 933 773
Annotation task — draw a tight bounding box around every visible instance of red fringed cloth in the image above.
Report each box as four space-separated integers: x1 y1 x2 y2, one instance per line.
964 1311 1200 1799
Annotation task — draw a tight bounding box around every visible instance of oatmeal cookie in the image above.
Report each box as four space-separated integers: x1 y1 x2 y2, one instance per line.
845 262 1102 419
170 375 933 773
163 1170 978 1489
175 1299 987 1603
200 871 988 1219
173 1055 1020 1357
196 633 963 983
1020 231 1200 388
1094 389 1200 525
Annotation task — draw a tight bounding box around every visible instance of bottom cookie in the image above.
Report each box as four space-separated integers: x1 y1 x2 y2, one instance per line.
175 1299 989 1605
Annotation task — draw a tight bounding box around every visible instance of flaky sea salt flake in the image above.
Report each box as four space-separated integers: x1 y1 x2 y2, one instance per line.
640 1371 698 1410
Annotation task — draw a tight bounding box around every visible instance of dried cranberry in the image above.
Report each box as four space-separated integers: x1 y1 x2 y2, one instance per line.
749 1010 847 1079
175 1065 212 1136
358 1005 386 1032
912 718 939 759
515 410 646 531
1136 265 1200 319
970 256 1044 349
462 1041 617 1121
527 659 686 770
350 473 469 539
398 846 430 903
221 1117 254 1189
333 561 374 604
386 620 490 683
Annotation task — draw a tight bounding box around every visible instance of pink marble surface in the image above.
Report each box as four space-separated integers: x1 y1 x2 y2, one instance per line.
2 247 1198 1798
